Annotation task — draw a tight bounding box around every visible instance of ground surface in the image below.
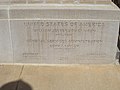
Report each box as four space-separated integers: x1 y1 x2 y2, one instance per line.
0 64 120 90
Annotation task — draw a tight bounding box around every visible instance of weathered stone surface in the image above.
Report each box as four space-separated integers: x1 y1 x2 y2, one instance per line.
10 20 119 64
28 0 111 4
0 0 112 4
0 20 13 63
0 1 119 64
10 0 26 4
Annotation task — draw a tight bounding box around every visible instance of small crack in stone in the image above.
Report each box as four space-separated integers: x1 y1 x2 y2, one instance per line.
15 65 24 90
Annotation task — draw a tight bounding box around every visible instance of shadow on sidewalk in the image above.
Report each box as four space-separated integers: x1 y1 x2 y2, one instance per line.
0 80 32 90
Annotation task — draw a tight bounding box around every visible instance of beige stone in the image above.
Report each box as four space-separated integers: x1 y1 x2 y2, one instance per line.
80 0 93 4
0 1 119 64
1 65 120 90
28 0 44 3
0 20 13 63
8 3 120 64
0 0 112 4
0 0 9 4
80 0 111 4
0 65 23 88
10 0 26 4
45 0 60 3
61 0 74 4
95 0 111 4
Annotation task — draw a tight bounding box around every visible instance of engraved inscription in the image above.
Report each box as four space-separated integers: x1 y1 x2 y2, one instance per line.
23 20 105 57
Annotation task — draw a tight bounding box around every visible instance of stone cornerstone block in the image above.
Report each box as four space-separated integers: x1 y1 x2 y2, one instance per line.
0 1 120 64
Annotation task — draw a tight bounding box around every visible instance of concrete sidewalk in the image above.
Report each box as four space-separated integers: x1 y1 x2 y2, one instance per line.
0 64 120 90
